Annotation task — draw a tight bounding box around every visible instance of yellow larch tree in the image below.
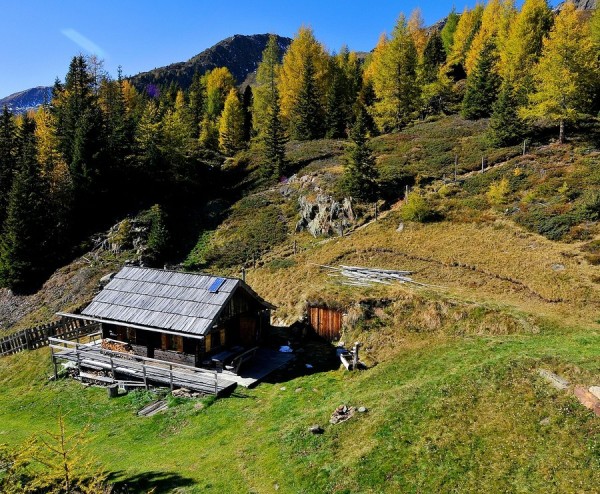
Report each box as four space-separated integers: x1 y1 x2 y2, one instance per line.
521 1 597 143
278 26 330 130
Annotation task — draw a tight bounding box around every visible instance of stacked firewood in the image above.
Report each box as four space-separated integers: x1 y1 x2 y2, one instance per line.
101 340 134 354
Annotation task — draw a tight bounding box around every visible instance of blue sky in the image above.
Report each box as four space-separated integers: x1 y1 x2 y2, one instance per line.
0 0 558 98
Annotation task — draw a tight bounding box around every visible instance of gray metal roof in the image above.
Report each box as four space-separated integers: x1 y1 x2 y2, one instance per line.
79 266 271 336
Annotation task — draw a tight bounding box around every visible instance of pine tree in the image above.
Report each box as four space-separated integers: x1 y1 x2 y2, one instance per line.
218 89 245 155
461 39 501 119
446 4 484 75
408 8 428 56
342 106 378 201
146 204 170 267
371 14 420 132
253 34 282 137
324 61 347 138
261 96 287 179
499 0 553 99
488 83 526 146
441 8 460 55
521 2 598 143
422 30 447 84
242 85 253 141
465 0 514 75
188 72 205 138
279 27 329 134
0 116 50 292
291 56 323 140
0 106 17 226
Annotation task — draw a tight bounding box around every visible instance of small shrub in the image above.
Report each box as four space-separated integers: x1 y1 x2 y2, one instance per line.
487 178 510 206
268 258 296 270
401 191 435 223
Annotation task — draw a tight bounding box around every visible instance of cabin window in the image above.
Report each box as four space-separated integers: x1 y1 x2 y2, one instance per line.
126 328 136 342
183 337 196 354
161 334 183 352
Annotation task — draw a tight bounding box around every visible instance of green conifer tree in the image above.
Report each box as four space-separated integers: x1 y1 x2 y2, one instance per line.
461 39 501 119
242 85 253 141
422 30 447 84
292 56 323 140
262 97 287 178
488 83 525 146
342 106 379 201
0 116 50 292
0 106 17 225
146 204 170 267
441 8 460 55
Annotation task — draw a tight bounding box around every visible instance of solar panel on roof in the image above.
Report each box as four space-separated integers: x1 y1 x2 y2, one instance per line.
208 277 226 293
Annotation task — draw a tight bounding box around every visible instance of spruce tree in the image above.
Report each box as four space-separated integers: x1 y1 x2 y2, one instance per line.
0 116 50 292
371 14 420 132
291 56 323 140
242 85 253 142
0 106 17 225
324 62 347 138
422 30 447 84
342 106 378 201
461 39 501 120
262 97 287 179
488 83 525 146
188 72 205 138
146 204 170 267
441 8 460 55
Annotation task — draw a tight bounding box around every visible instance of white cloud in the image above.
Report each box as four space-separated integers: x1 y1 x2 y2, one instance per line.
61 29 107 58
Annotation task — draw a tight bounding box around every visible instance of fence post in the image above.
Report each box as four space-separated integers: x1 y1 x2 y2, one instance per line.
142 364 148 389
169 365 174 391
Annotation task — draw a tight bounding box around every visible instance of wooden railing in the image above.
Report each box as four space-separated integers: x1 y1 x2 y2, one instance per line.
49 337 226 395
0 319 99 357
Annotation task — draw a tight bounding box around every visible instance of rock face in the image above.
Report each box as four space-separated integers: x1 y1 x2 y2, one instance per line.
295 195 354 237
556 0 597 9
0 86 52 115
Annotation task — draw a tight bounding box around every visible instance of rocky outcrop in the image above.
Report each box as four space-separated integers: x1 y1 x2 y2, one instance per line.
296 195 354 237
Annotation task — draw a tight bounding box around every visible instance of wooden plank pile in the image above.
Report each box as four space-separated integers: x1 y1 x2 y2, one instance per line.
316 264 428 288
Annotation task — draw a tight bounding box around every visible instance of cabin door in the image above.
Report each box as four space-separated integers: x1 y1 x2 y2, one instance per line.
239 316 257 347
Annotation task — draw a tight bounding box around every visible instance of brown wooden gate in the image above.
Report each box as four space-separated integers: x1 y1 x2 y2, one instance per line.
308 306 342 341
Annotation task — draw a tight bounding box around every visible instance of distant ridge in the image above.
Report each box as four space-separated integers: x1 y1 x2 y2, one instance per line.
129 33 292 92
0 34 292 113
0 86 52 114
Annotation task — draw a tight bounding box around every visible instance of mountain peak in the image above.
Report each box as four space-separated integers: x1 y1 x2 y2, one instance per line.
130 33 292 91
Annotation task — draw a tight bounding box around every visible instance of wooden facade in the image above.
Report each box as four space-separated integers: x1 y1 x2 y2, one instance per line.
101 289 270 367
59 266 274 370
308 305 343 342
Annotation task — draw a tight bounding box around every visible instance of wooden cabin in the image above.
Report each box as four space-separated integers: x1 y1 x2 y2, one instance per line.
59 266 274 367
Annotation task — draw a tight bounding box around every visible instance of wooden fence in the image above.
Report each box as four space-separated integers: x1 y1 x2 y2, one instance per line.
0 319 99 357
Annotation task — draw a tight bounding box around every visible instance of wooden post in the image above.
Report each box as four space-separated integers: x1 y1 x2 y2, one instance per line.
110 356 116 379
374 203 378 221
352 342 360 370
25 329 31 350
405 184 409 199
481 157 485 173
214 371 218 396
51 346 58 380
454 155 458 181
241 267 246 283
142 364 148 389
293 239 297 255
169 364 174 391
253 253 256 269
523 139 527 156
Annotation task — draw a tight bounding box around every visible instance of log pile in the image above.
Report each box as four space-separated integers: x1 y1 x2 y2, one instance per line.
101 340 134 354
316 264 429 288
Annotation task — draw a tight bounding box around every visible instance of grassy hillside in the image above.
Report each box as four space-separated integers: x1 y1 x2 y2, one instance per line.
1 115 599 493
0 321 599 493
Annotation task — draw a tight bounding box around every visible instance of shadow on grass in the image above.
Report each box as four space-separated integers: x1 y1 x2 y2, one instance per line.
260 323 342 385
108 470 195 493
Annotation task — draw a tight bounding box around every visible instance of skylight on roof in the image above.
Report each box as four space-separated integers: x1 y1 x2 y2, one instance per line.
208 277 226 293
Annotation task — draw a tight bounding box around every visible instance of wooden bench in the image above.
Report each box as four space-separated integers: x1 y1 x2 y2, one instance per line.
225 347 258 374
